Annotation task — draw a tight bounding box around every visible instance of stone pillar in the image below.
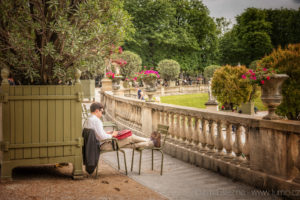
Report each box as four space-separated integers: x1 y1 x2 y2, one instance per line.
101 78 113 92
249 126 295 178
141 106 153 137
205 101 219 111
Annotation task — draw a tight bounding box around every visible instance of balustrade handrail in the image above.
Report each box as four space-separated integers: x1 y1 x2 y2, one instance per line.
103 91 300 134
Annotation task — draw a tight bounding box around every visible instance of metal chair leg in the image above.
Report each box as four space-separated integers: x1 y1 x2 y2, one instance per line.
151 149 154 170
116 150 120 170
120 149 128 175
139 150 142 175
131 149 135 171
160 150 164 176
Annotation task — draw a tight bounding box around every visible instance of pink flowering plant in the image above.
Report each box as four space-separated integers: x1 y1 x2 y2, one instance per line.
242 66 278 86
135 67 160 81
106 71 115 80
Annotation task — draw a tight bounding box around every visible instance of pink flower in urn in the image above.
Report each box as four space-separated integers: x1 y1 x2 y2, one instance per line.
241 66 276 86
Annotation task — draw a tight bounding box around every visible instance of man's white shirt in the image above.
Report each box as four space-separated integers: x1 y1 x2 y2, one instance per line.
83 114 112 145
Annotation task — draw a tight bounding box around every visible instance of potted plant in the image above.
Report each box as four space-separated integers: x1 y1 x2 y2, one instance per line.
0 0 132 180
157 59 180 87
242 67 288 119
136 68 160 101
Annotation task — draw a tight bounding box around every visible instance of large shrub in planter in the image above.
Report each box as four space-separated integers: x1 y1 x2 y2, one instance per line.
258 43 300 120
203 65 221 80
212 65 253 110
0 0 133 181
118 50 142 79
157 59 180 81
0 0 133 85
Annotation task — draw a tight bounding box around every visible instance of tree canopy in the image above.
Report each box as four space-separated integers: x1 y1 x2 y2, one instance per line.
123 0 218 74
0 0 133 85
118 50 142 79
218 8 300 67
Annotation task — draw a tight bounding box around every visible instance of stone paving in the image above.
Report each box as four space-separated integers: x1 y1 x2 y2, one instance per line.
102 149 282 200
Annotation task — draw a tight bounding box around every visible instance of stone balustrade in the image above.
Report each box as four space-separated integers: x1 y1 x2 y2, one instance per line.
101 91 300 198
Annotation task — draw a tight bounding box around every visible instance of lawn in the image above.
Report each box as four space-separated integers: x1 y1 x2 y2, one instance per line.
160 93 267 111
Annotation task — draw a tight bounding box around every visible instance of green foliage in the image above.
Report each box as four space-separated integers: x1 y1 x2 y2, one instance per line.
218 8 300 67
235 8 273 65
211 65 253 109
157 59 180 80
218 28 244 66
203 65 221 80
117 50 142 79
264 8 300 48
0 0 133 85
123 0 218 73
258 43 300 120
249 60 259 70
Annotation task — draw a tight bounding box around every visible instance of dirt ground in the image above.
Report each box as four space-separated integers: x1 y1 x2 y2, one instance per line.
0 159 167 200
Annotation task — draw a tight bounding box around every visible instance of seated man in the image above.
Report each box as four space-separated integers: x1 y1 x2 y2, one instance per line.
83 102 154 150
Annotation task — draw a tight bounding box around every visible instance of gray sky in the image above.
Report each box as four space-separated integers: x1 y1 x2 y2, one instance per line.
201 0 300 25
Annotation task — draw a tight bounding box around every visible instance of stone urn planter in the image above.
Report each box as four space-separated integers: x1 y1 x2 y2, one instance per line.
143 76 157 102
112 75 122 90
112 75 123 96
260 74 289 120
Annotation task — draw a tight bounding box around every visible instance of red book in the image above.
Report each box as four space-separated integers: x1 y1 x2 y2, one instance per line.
114 129 132 140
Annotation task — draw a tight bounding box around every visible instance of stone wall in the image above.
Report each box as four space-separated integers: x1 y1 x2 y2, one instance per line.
101 91 300 199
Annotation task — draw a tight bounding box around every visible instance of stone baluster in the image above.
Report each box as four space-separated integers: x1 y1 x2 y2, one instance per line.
241 126 250 167
165 112 170 127
206 120 215 154
232 124 243 164
223 122 233 160
215 120 224 158
134 106 139 129
169 113 175 139
175 114 181 142
186 115 193 145
137 106 142 125
181 114 187 144
194 118 200 147
160 111 165 125
199 119 208 152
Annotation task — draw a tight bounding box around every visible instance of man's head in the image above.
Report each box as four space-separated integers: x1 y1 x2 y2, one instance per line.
90 102 105 118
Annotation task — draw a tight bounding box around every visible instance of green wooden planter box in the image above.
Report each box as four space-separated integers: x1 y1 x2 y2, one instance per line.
81 79 95 102
0 83 84 181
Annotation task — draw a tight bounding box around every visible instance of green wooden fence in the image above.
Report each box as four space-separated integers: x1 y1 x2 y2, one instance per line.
0 83 84 181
